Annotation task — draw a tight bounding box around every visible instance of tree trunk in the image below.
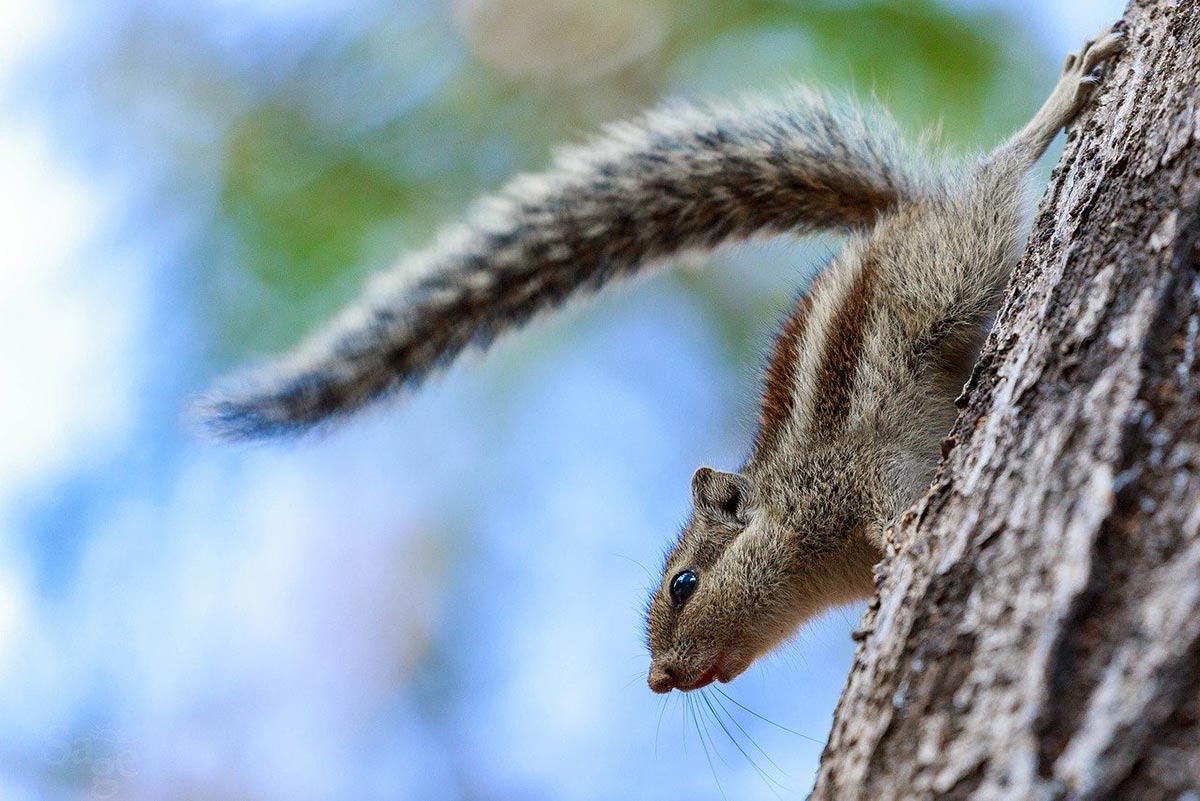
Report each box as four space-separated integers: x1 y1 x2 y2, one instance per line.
810 2 1200 799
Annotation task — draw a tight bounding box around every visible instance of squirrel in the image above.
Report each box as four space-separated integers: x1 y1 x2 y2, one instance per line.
197 25 1125 694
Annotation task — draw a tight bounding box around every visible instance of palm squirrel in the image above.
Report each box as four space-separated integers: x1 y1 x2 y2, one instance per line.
198 26 1125 694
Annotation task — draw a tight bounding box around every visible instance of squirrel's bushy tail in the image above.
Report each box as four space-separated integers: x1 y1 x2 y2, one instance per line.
197 91 925 439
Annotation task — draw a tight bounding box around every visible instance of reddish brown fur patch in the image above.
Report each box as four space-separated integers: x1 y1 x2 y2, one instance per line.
811 255 876 430
758 293 813 452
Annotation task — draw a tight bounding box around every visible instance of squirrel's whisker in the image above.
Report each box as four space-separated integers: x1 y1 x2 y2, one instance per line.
700 691 789 798
713 686 826 746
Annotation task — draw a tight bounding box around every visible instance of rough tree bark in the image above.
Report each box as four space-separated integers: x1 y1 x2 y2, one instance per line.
810 2 1200 799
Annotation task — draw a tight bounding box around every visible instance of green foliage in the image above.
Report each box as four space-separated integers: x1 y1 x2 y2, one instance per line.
224 108 421 291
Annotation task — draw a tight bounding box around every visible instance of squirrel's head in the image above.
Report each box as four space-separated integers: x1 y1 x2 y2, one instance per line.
644 465 879 693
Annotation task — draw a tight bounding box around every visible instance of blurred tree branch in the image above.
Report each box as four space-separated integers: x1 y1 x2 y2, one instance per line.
810 1 1200 798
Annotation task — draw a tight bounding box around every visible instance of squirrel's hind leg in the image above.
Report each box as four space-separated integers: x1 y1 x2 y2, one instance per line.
1005 22 1126 163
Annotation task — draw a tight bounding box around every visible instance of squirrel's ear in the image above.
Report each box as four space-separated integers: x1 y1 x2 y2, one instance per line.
691 467 750 524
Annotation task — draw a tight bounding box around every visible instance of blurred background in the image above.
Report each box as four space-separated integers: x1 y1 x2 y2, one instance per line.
0 0 1123 798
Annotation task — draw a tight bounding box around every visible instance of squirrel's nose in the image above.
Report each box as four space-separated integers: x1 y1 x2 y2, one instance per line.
648 665 678 694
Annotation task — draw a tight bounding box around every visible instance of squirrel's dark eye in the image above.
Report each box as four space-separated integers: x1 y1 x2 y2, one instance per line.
669 569 699 608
